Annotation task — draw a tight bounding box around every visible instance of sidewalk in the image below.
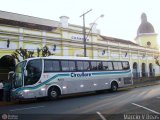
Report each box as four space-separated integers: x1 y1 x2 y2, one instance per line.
130 79 160 89
0 79 160 106
0 101 17 106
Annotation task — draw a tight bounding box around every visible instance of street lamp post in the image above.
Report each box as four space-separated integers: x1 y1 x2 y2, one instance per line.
80 9 92 57
80 10 104 57
86 14 104 39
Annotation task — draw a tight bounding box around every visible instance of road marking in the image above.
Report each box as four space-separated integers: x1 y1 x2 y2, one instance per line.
10 106 45 112
132 103 160 114
96 111 107 120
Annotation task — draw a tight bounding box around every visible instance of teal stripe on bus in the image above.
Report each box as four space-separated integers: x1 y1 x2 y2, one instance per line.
14 74 70 93
92 70 131 76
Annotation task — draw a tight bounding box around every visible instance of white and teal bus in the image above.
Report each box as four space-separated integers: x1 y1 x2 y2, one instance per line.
11 56 133 100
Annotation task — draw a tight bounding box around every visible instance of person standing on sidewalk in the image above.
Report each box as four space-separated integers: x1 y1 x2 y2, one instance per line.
3 81 12 102
0 82 3 101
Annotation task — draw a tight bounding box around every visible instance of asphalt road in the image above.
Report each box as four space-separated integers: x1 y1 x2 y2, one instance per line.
0 84 160 120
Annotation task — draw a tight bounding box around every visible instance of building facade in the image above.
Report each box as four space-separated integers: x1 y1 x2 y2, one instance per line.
0 10 160 81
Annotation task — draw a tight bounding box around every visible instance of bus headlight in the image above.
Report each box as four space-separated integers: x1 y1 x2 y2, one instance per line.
24 90 30 93
41 88 46 91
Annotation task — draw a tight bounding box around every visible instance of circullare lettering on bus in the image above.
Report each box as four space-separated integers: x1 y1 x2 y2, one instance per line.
71 72 92 77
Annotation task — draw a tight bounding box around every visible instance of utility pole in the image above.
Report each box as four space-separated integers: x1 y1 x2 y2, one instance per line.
80 9 92 57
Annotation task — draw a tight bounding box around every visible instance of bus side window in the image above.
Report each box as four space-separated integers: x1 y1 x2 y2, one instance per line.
97 62 103 70
113 62 123 70
113 62 119 70
108 62 113 70
102 62 109 71
68 61 76 71
77 61 84 71
83 61 90 71
91 61 97 70
44 60 60 72
61 61 69 71
122 61 130 70
118 62 123 70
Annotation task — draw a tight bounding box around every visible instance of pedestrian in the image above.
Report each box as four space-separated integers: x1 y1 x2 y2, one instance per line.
3 81 12 102
0 82 3 101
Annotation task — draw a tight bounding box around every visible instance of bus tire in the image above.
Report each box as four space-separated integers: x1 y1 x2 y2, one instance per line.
110 82 118 92
48 87 60 100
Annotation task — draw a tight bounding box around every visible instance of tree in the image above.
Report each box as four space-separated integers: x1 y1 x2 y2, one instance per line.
42 46 53 57
11 45 54 62
154 56 160 66
11 52 20 62
15 48 28 59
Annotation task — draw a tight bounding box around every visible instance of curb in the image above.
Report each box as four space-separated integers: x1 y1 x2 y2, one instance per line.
0 101 18 106
127 81 160 89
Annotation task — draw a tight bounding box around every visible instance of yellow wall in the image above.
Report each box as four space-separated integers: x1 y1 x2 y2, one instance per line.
137 34 158 49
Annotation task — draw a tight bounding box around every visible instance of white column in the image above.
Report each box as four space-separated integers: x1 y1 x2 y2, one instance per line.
138 50 142 77
146 53 149 77
129 49 132 71
108 46 111 60
42 31 46 47
19 28 23 48
93 49 98 59
63 47 68 57
119 48 121 60
119 43 121 60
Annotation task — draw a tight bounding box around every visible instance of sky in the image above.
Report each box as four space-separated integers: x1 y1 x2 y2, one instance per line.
0 0 160 44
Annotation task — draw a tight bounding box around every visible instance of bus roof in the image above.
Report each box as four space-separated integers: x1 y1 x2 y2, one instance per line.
22 56 129 62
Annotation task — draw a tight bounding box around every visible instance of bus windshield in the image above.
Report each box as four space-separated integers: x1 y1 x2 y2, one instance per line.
24 59 42 86
14 61 26 88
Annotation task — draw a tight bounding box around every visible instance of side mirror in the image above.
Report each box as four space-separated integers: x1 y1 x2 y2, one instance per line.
24 70 28 77
8 71 15 81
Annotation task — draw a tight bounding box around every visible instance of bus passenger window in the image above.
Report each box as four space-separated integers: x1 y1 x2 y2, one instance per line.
108 62 113 70
91 61 97 70
97 62 103 70
118 62 123 70
113 62 119 70
44 60 60 72
102 62 109 70
69 61 76 71
83 61 90 71
77 61 83 71
122 62 130 70
61 61 69 71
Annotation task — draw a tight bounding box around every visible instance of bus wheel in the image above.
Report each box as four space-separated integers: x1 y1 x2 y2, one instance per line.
110 82 118 92
48 87 60 100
